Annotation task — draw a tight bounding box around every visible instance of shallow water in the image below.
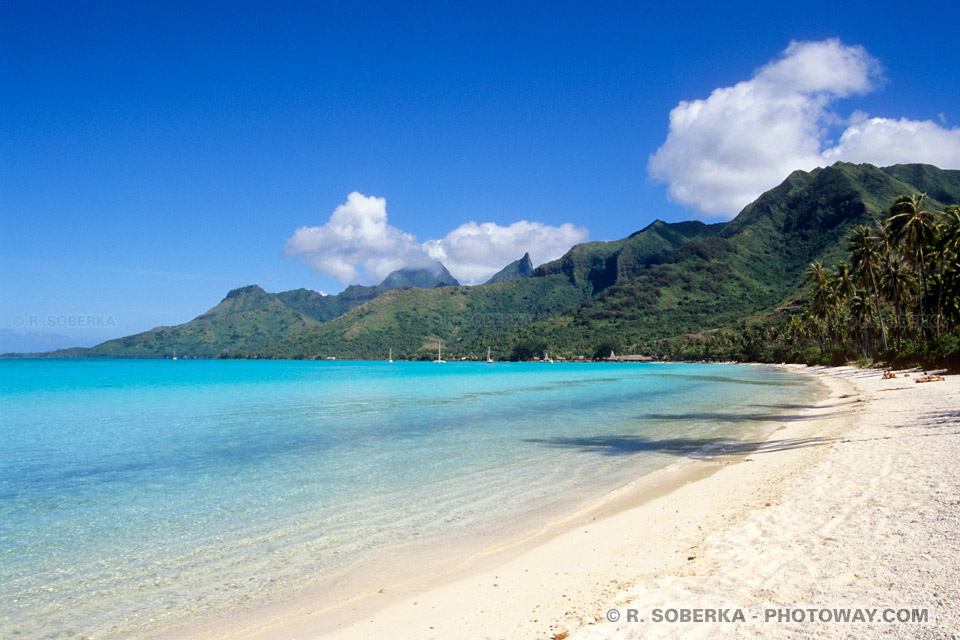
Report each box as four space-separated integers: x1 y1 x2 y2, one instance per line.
0 359 822 639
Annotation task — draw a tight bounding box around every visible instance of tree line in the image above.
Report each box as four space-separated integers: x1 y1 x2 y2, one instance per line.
646 194 960 369
801 193 959 364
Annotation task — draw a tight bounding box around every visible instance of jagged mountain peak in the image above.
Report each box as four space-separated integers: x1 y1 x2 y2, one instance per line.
485 253 534 284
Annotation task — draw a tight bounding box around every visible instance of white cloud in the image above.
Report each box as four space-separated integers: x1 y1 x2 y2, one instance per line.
286 193 588 286
823 116 960 167
424 220 588 284
285 192 433 284
648 39 960 218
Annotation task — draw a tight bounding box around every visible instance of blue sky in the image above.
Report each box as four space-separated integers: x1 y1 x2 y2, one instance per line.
2 0 959 352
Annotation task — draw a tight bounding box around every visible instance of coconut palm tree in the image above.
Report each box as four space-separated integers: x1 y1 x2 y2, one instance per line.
875 221 907 346
847 225 888 350
887 193 937 335
833 263 855 299
881 256 916 346
785 314 808 352
847 289 874 354
805 261 834 346
936 205 960 330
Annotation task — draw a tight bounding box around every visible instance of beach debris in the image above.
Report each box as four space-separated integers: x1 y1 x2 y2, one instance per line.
552 632 569 640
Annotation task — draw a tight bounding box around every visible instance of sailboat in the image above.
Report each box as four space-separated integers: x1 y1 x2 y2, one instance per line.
434 340 446 363
388 348 393 363
172 348 178 361
486 347 493 363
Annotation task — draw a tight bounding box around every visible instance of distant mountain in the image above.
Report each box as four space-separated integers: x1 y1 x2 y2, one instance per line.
492 162 960 353
485 253 534 284
237 162 960 360
379 263 460 288
29 263 460 358
240 216 725 360
18 162 960 361
46 285 333 359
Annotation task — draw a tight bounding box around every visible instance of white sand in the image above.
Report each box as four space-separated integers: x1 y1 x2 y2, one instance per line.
571 366 960 640
170 366 959 640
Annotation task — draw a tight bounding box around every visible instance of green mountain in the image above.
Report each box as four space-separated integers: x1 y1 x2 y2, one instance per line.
237 162 960 360
490 162 960 355
51 285 329 358
485 253 534 284
22 162 960 361
33 265 460 358
240 217 725 360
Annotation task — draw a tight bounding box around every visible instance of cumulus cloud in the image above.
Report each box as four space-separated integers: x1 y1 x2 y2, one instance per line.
648 39 960 218
286 193 588 286
285 192 434 284
823 115 960 167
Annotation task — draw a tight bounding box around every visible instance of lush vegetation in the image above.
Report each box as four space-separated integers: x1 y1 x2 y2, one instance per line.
232 217 720 360
653 194 960 369
797 193 959 367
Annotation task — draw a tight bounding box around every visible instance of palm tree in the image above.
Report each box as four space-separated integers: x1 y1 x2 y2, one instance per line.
847 225 888 350
876 221 907 346
847 289 873 354
830 263 855 347
940 205 960 255
881 256 916 345
934 205 960 334
833 263 855 300
887 193 937 335
785 314 808 352
805 262 834 346
933 205 960 332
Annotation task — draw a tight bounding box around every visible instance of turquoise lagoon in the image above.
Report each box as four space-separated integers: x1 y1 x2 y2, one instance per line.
0 359 823 638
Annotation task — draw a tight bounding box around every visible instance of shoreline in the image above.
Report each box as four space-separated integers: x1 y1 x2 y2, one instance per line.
152 364 882 640
148 364 960 639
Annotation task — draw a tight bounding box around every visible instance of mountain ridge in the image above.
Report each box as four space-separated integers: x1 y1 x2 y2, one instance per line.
12 162 960 360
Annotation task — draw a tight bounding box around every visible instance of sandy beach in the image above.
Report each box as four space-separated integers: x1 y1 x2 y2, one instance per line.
169 366 959 640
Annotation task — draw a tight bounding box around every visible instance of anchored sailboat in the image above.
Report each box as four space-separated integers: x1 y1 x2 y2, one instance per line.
388 348 393 363
486 347 493 363
434 340 446 363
